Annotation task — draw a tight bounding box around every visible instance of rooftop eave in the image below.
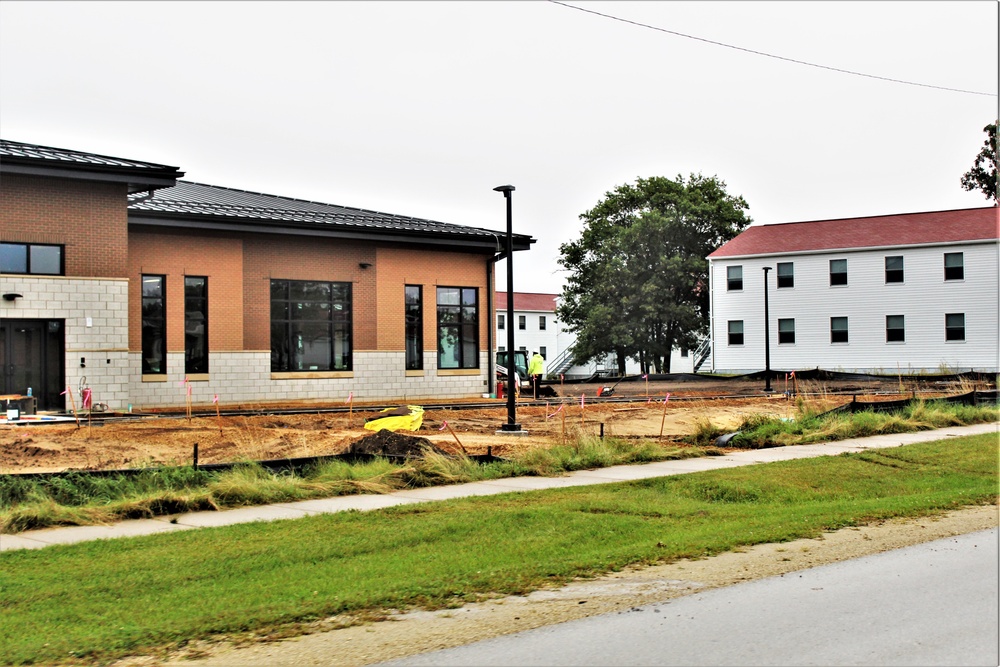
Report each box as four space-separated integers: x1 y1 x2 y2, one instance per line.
128 212 535 252
1 161 183 194
707 236 1000 261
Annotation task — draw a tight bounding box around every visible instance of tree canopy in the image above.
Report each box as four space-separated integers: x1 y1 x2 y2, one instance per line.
557 174 751 375
960 121 998 203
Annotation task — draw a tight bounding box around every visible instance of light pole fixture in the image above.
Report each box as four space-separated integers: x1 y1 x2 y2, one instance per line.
494 184 521 432
762 266 772 393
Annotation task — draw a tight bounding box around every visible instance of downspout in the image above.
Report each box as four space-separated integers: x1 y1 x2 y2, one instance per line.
486 256 495 395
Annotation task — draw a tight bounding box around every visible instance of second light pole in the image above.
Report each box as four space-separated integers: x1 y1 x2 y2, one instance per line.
494 184 521 431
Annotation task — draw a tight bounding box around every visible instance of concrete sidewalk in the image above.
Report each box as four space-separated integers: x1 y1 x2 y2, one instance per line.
2 422 996 553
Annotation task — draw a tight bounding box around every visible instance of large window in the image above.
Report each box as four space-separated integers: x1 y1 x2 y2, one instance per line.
944 252 964 281
778 318 795 344
945 313 966 341
727 320 744 346
141 275 166 374
776 262 794 288
539 315 547 330
0 242 63 275
885 256 904 283
727 265 743 291
437 287 478 369
497 314 505 329
270 280 352 372
184 276 208 374
830 317 849 343
518 315 526 330
886 315 905 342
829 259 847 286
405 285 423 370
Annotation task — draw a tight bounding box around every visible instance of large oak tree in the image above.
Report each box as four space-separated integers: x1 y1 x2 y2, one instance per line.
558 174 751 375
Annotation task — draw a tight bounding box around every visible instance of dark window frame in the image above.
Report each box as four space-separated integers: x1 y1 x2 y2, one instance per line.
405 284 423 370
885 255 904 283
0 242 65 275
886 315 905 343
518 315 526 330
945 313 966 341
778 318 795 344
539 315 547 330
141 274 167 375
776 262 794 288
269 279 353 372
437 286 479 370
497 313 505 330
829 258 848 286
830 316 849 344
944 252 964 281
727 320 744 346
727 265 743 291
184 276 209 374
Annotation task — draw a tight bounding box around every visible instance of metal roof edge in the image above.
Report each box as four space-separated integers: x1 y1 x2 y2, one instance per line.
707 237 999 261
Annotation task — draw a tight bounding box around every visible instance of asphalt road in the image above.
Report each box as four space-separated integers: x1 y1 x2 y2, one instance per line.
380 528 999 667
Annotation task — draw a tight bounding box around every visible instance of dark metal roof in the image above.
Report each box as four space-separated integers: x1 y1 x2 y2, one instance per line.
0 139 183 193
128 180 534 252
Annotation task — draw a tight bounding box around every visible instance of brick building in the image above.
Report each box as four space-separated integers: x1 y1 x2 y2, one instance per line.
1 140 533 411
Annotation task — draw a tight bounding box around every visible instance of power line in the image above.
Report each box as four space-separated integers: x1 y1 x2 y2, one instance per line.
548 0 998 98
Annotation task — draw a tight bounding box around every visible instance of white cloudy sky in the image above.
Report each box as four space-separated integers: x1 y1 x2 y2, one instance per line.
1 1 996 294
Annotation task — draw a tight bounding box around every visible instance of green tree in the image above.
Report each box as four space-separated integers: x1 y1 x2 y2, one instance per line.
960 121 998 203
558 174 751 375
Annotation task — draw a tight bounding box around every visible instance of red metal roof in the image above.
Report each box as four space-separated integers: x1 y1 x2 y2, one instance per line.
496 292 558 312
708 207 998 258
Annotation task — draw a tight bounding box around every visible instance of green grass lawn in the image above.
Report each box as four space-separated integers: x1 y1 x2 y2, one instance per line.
1 432 996 666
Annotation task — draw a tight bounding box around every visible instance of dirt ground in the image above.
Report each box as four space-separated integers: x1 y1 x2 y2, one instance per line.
0 377 978 474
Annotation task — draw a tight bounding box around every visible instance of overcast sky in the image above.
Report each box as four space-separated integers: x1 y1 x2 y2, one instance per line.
2 1 996 294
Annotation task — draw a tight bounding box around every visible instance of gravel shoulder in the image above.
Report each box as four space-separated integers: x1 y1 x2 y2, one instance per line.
141 504 999 667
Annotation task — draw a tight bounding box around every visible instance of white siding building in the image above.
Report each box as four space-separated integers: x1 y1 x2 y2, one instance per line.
707 207 999 375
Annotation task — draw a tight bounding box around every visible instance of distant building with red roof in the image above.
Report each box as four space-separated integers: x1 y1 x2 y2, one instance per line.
706 207 998 375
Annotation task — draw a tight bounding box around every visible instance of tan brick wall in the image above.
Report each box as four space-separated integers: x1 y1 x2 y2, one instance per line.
243 236 377 351
127 228 244 353
1 174 129 277
376 247 493 352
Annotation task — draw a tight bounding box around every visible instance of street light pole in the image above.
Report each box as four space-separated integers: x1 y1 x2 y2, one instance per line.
762 266 772 393
494 184 521 432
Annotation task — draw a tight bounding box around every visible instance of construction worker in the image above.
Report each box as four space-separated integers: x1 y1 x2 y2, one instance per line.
528 350 545 399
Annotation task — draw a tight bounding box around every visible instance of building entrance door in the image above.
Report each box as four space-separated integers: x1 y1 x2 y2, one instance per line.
0 319 65 411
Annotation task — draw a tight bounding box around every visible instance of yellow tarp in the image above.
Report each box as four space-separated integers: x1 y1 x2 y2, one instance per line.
363 405 424 432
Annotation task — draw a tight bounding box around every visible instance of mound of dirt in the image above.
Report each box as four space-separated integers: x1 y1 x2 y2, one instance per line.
346 429 446 458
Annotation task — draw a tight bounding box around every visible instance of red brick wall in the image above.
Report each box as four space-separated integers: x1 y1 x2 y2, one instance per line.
376 247 492 351
127 228 244 352
243 236 377 351
1 174 129 277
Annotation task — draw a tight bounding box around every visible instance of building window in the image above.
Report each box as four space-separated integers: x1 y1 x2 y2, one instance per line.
778 318 795 344
886 315 905 343
539 346 547 359
830 317 849 343
141 275 166 375
270 280 352 372
405 285 423 370
184 276 208 374
539 315 547 330
498 346 506 353
944 252 964 281
829 259 847 286
945 313 966 341
518 315 526 330
776 262 794 288
437 287 478 369
885 256 904 283
497 314 505 329
727 320 744 346
727 265 743 291
680 348 689 358
0 242 64 275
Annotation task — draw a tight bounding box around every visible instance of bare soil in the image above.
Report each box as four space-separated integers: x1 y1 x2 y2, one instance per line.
0 377 973 474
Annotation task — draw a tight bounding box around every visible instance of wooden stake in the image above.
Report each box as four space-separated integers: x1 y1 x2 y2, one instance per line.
214 394 223 436
444 421 468 455
64 386 80 428
658 393 671 438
